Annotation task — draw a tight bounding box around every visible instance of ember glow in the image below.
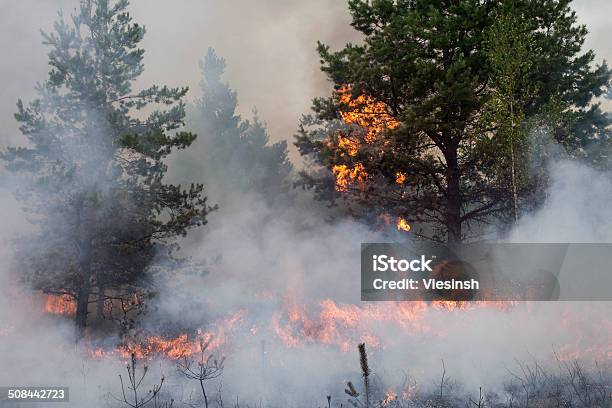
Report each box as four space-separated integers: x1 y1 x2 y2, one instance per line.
382 389 397 405
396 217 411 232
395 172 406 185
43 294 76 316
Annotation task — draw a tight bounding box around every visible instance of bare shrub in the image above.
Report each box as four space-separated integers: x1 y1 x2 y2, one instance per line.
177 337 225 408
112 353 174 408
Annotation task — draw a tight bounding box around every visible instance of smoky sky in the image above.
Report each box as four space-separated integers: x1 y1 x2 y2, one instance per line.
0 0 610 160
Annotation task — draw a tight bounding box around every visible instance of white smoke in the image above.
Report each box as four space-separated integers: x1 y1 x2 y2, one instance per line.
138 156 611 405
509 160 612 242
1 153 611 407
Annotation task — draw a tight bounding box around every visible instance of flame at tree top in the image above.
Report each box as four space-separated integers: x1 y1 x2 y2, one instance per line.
337 86 399 143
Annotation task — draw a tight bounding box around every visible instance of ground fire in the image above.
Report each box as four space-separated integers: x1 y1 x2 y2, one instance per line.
37 290 604 363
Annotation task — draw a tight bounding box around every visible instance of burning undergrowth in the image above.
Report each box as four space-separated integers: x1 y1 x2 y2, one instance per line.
1 142 610 407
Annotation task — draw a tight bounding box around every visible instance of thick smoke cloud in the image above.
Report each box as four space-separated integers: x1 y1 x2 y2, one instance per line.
143 157 611 403
2 155 609 407
509 161 612 242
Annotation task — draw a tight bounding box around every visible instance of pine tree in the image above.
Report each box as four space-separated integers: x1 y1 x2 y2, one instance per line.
1 0 212 335
295 0 610 242
173 48 292 206
241 111 293 199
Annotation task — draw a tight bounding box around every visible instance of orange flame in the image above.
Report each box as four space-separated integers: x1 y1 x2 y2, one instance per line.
396 217 411 232
78 311 246 362
338 136 360 157
271 299 434 352
117 333 196 360
43 294 76 315
36 293 519 362
382 389 397 406
331 86 399 193
395 172 406 185
269 297 522 352
116 310 245 360
338 86 399 142
332 163 368 192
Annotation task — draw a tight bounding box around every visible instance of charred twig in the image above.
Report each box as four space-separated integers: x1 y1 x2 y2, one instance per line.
111 352 173 408
177 337 225 408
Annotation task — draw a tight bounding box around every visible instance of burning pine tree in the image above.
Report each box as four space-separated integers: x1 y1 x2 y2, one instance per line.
297 85 411 234
296 0 610 242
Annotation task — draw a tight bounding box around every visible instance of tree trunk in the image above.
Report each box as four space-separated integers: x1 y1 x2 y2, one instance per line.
510 140 519 223
75 239 92 338
96 279 105 323
510 100 519 223
445 145 462 244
